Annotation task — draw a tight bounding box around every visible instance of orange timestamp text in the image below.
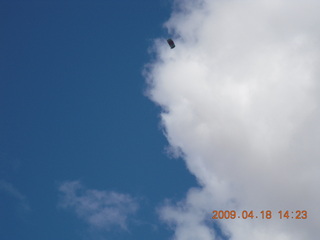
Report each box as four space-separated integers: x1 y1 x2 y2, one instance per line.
211 210 308 220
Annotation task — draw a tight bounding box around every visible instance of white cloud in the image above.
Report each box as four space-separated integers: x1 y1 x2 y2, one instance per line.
58 181 138 231
145 0 320 239
0 179 30 211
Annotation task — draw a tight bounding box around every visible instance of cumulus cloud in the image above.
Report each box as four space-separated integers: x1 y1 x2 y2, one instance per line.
58 181 138 231
145 0 320 239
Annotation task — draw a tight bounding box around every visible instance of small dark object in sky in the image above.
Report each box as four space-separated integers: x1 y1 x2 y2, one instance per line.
167 39 175 49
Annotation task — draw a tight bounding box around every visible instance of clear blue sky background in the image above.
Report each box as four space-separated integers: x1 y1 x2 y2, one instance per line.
0 1 198 239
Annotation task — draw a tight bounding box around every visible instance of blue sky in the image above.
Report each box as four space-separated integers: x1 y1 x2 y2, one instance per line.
2 0 320 239
0 1 198 239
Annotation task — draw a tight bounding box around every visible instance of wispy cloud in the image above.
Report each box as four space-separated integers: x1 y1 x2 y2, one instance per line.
58 181 139 231
146 0 320 239
0 179 30 211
